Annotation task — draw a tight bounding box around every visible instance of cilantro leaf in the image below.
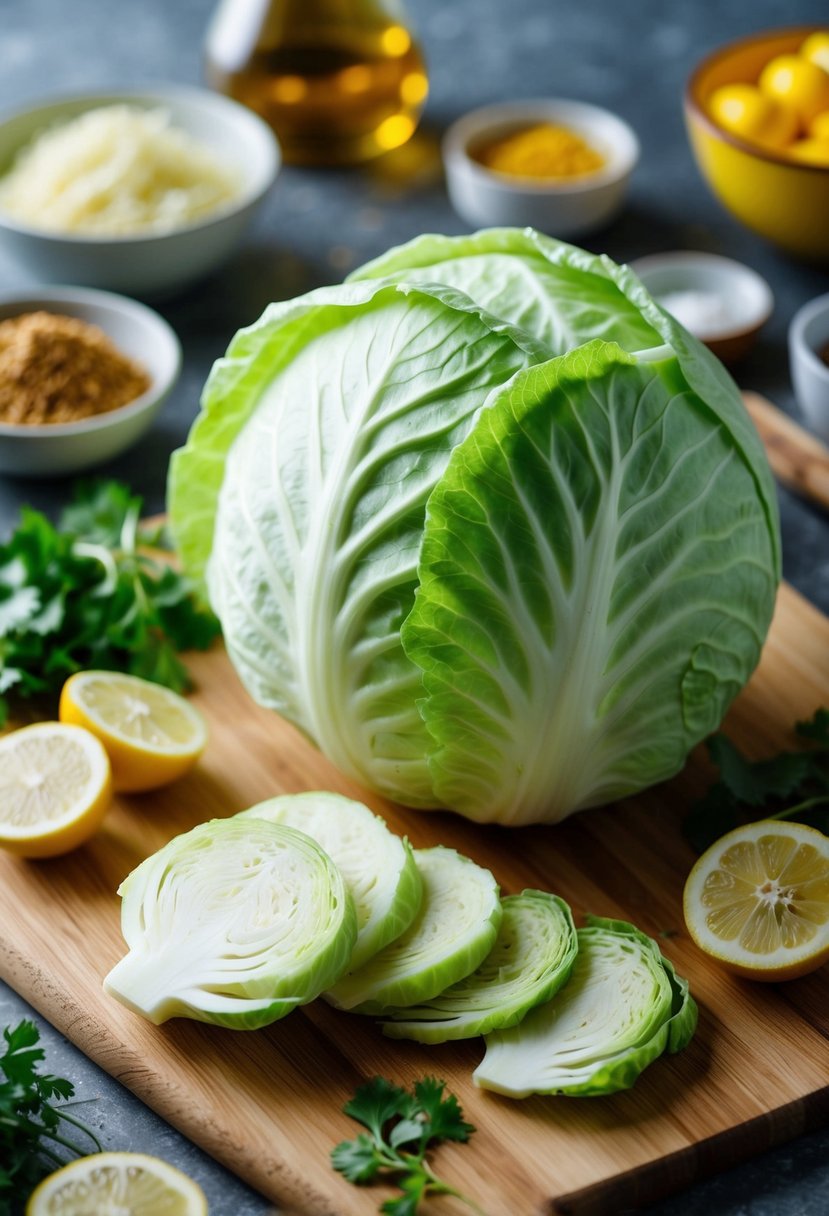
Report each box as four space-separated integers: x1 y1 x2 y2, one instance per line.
343 1076 413 1142
382 1171 427 1216
332 1076 484 1215
0 480 220 723
331 1132 384 1183
684 708 829 853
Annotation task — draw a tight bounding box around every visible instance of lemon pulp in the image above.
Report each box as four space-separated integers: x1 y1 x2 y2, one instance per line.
0 722 112 857
684 820 829 981
59 671 207 792
26 1152 207 1215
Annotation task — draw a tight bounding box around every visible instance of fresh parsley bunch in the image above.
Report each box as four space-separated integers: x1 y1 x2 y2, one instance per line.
684 708 829 853
0 480 220 726
332 1076 485 1216
0 1020 100 1212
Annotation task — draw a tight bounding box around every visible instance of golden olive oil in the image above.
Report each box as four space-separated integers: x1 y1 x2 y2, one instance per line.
205 0 428 165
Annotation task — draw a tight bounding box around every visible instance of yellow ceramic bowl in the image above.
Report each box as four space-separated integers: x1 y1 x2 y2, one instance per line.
685 27 829 259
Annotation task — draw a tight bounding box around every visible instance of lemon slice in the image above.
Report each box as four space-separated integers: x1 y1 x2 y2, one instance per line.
60 671 207 793
26 1152 207 1215
0 722 112 858
683 820 829 981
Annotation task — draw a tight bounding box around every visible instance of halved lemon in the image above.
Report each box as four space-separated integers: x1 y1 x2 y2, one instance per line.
60 671 208 793
26 1152 207 1215
683 820 829 981
0 722 112 858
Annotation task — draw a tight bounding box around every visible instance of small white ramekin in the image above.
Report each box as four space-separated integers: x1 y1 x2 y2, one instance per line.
442 99 639 237
790 293 829 443
0 286 181 476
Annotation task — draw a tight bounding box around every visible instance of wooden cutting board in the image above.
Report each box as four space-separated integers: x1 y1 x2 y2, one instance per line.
1 580 828 1215
4 378 829 1216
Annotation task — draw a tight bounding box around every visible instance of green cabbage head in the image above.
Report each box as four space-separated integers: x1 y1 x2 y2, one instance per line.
169 228 779 826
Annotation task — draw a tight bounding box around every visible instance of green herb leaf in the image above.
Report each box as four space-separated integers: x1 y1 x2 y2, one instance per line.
684 709 829 853
330 1133 383 1183
0 480 220 723
0 1019 101 1206
412 1077 474 1144
332 1076 483 1215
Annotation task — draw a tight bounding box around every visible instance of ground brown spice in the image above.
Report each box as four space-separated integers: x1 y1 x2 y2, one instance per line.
0 311 151 425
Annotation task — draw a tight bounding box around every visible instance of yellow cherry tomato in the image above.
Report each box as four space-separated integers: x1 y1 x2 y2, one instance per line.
760 54 829 127
809 109 829 140
788 137 829 166
801 30 829 74
708 83 799 148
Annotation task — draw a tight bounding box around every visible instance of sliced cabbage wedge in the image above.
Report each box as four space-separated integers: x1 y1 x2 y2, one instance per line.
237 791 423 970
473 916 696 1097
104 818 357 1029
380 890 577 1044
327 845 501 1013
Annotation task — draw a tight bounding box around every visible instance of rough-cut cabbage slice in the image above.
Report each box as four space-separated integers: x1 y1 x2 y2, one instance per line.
105 818 356 1029
327 846 501 1013
350 226 779 574
236 791 423 970
473 917 696 1097
380 890 577 1043
402 341 776 823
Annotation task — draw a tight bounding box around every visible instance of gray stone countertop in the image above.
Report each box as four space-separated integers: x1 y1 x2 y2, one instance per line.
1 0 828 1213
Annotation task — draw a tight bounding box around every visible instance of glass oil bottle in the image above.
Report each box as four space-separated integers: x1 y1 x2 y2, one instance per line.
205 0 429 165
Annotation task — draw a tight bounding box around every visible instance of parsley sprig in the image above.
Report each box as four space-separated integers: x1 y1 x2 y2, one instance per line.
331 1076 486 1216
684 708 829 853
0 1020 101 1211
0 480 220 726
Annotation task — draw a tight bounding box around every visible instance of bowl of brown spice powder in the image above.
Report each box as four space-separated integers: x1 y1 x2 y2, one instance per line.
0 286 180 477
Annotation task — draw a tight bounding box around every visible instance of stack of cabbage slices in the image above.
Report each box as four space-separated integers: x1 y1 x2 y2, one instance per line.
105 791 697 1097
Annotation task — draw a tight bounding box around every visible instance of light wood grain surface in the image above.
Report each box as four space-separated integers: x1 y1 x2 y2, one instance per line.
743 391 829 514
2 580 829 1215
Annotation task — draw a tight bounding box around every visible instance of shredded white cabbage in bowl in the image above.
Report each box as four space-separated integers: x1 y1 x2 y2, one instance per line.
0 104 240 236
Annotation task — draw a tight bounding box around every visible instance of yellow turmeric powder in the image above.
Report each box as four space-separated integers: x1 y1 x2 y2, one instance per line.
473 122 605 180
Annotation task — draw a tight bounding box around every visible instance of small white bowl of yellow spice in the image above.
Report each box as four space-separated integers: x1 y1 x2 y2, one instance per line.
0 86 279 296
0 287 180 477
443 99 639 237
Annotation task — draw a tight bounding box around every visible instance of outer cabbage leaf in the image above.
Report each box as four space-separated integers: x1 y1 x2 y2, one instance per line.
327 846 501 1014
105 818 356 1029
473 917 693 1097
380 889 577 1044
350 227 779 578
178 281 538 807
403 340 777 824
237 791 423 970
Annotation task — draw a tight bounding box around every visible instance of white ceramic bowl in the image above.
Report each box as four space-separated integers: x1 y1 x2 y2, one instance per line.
0 287 181 477
442 99 639 237
789 293 829 443
630 251 773 364
0 86 280 296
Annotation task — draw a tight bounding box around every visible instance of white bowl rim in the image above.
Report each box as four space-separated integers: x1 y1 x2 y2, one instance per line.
629 250 774 339
790 291 829 383
0 84 280 246
0 285 181 437
442 98 640 195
